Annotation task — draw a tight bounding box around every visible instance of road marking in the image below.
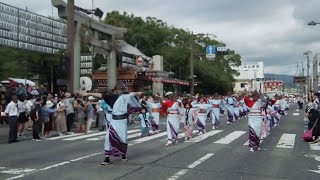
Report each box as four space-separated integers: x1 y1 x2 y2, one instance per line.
293 113 299 116
160 130 198 141
62 132 106 141
310 143 320 151
86 129 142 141
5 130 168 179
47 132 86 140
0 168 35 175
243 132 270 146
87 132 142 141
132 131 167 143
214 131 246 144
276 134 296 149
70 152 101 162
185 130 223 143
168 153 214 180
62 129 140 141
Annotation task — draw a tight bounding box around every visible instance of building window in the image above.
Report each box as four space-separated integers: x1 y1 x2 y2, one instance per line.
244 65 247 68
256 65 259 68
252 65 255 68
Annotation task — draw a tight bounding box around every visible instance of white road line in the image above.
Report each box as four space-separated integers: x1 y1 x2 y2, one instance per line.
5 130 169 179
214 131 246 144
0 168 36 175
62 129 141 141
85 129 142 141
243 132 270 146
243 140 249 146
47 133 86 140
87 132 142 141
276 134 296 149
62 132 106 141
131 132 167 144
310 143 320 151
160 130 198 141
293 113 299 116
70 152 101 162
168 153 214 180
185 130 223 143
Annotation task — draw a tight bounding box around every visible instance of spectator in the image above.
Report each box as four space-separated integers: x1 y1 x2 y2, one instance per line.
30 97 43 141
56 95 67 136
25 95 36 131
5 95 19 143
17 95 28 136
76 99 86 133
85 96 95 133
16 84 25 96
95 99 106 131
41 101 57 138
64 92 77 134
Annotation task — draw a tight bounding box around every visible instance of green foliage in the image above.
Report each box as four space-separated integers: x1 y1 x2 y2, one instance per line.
0 46 64 86
104 11 241 94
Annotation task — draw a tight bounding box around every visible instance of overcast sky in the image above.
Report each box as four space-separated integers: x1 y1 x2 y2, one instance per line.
3 0 320 75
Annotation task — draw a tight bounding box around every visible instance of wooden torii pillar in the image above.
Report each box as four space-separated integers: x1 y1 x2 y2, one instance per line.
52 0 126 92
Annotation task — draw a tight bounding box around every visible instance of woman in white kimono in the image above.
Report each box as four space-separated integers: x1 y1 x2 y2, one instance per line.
146 96 161 134
225 93 236 125
165 93 184 147
83 90 143 165
245 91 263 152
193 97 211 135
209 94 221 129
233 95 240 121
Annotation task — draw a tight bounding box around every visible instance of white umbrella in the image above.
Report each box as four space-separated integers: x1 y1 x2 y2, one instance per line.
9 78 35 86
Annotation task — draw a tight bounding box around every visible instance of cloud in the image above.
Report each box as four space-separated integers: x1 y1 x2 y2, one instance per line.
2 0 320 75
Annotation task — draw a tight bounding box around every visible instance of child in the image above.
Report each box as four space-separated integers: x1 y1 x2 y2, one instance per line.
138 107 151 137
183 103 194 140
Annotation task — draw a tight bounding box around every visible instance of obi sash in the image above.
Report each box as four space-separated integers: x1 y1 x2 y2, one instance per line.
212 104 220 108
152 108 160 113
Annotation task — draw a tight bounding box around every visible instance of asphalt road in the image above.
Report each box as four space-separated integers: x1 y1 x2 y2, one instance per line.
0 107 320 180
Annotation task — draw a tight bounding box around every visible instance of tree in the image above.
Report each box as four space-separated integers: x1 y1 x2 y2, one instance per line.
103 11 242 94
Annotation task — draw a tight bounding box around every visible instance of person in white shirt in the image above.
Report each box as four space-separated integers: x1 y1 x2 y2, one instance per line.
5 95 19 143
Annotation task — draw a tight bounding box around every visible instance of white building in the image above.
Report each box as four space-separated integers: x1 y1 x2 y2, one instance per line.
313 53 320 91
233 62 264 93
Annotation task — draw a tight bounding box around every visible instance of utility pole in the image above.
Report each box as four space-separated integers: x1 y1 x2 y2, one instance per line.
304 51 312 101
67 0 75 92
189 32 211 96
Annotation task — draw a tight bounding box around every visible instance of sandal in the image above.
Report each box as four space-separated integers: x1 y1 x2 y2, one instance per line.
122 159 128 162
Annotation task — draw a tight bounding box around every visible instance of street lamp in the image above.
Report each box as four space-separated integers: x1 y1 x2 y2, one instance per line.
308 21 320 26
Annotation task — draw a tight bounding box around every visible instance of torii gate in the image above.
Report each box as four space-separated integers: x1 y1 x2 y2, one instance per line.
51 0 126 92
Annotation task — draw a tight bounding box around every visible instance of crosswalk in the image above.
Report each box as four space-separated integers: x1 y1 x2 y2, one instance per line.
45 128 319 152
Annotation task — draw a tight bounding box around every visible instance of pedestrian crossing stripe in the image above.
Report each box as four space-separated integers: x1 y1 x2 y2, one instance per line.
48 128 320 151
276 134 296 149
310 143 320 151
214 131 246 144
62 129 140 141
86 130 161 141
185 130 223 143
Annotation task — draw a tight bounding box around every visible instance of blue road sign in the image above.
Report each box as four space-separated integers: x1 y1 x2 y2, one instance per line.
206 45 216 54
